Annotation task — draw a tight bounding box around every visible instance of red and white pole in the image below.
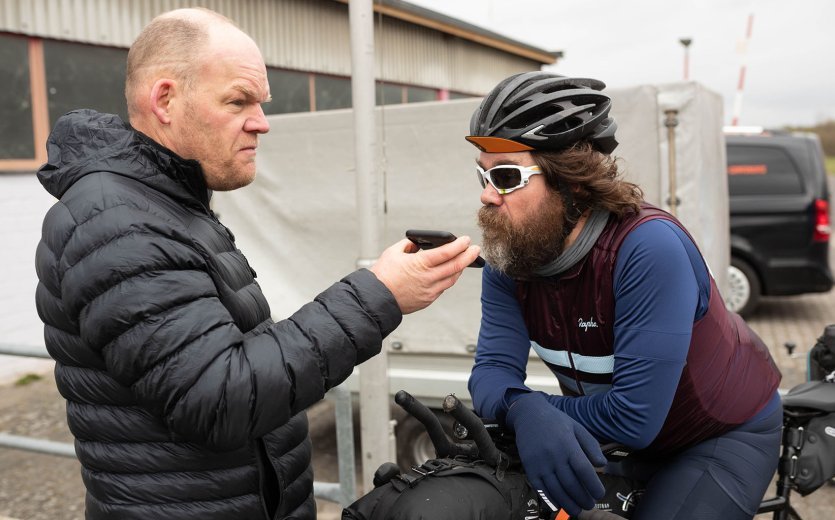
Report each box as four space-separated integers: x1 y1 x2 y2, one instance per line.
679 38 693 80
731 13 754 126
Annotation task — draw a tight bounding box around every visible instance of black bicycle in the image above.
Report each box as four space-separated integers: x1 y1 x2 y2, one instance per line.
346 368 835 520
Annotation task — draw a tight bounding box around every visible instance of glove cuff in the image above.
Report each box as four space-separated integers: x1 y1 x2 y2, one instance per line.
505 391 550 430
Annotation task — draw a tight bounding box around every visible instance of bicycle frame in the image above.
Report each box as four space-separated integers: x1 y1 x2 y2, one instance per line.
394 379 835 520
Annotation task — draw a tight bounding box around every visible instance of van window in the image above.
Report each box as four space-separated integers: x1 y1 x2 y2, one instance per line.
727 144 804 196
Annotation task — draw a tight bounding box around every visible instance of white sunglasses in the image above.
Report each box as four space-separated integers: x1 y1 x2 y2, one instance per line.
476 164 543 194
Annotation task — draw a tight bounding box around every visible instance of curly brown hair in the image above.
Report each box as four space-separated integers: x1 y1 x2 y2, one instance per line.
531 142 643 218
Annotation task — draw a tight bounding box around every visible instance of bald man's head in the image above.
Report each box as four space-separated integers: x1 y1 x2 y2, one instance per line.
125 8 236 119
123 7 270 191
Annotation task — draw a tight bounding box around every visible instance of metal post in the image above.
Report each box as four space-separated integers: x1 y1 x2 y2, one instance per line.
348 0 392 492
0 432 76 458
664 109 680 216
329 384 357 505
0 344 51 358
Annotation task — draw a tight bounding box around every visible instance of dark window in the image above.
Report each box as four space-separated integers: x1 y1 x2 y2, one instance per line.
0 34 34 159
449 91 475 100
315 75 352 110
43 40 128 126
406 86 437 103
727 144 804 196
264 68 310 114
376 82 403 105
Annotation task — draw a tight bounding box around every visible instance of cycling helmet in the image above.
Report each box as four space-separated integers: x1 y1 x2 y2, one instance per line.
466 71 618 154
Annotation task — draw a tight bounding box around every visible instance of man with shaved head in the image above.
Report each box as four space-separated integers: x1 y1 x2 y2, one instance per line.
35 8 480 519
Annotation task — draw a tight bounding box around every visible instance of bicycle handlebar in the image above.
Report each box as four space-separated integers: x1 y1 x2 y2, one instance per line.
394 390 477 459
442 394 508 472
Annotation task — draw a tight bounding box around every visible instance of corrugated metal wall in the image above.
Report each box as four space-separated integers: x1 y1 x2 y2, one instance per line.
0 0 539 94
374 15 538 94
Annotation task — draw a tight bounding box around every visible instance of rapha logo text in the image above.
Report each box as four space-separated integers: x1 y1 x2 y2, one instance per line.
578 317 599 332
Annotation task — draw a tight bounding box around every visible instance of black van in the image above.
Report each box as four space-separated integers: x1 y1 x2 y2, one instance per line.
725 129 833 317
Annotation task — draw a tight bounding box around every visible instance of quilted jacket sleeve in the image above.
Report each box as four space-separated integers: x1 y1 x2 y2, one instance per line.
36 176 401 451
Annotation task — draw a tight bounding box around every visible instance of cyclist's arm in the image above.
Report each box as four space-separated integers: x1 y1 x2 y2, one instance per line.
468 264 533 422
545 220 707 448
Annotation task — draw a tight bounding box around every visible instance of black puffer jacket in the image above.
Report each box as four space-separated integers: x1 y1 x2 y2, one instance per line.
34 110 402 519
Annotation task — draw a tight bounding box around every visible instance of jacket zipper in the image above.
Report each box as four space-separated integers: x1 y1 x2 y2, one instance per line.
256 438 282 519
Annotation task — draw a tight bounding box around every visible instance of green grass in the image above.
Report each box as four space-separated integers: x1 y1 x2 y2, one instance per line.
14 373 43 386
826 156 835 175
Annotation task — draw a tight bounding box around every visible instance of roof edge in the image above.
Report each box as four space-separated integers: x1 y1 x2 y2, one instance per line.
333 0 560 65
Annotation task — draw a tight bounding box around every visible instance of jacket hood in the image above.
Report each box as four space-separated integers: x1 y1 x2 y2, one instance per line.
37 109 210 207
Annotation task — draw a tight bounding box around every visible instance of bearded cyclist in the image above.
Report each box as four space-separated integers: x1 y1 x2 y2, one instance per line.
466 72 783 519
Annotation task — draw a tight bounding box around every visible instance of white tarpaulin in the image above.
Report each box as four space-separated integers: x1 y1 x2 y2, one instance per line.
0 82 728 395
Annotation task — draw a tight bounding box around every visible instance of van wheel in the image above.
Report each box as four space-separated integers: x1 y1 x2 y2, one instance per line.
394 409 455 471
726 258 761 318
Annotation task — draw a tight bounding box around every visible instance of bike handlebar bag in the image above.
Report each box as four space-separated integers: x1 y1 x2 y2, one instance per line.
794 411 835 495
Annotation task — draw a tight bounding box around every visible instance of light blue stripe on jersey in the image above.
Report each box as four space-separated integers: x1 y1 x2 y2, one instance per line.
531 341 614 374
551 371 613 395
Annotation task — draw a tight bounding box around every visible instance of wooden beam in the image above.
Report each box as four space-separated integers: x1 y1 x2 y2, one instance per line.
0 159 43 171
29 38 49 165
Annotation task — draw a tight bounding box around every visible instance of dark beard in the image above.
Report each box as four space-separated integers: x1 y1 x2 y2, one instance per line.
477 194 567 279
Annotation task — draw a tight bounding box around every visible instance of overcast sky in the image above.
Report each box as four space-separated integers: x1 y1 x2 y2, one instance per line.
409 0 834 129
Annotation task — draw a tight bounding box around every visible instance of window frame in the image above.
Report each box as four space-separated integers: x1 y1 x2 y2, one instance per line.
0 37 49 172
0 36 451 171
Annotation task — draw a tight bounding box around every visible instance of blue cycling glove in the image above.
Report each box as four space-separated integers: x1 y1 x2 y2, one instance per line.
505 391 606 516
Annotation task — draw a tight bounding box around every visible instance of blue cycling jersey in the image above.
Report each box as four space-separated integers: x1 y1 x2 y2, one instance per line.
470 219 709 447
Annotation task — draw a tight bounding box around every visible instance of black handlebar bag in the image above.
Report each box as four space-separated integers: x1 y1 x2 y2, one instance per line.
794 411 835 495
788 378 835 498
782 376 835 496
342 458 540 520
345 391 645 519
342 457 645 520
